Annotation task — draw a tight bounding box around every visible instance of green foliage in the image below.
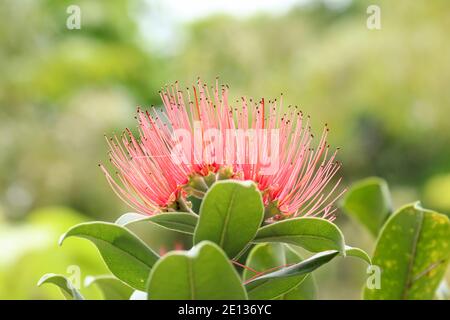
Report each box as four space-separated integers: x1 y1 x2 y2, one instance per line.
344 246 372 265
243 243 369 300
245 250 339 299
38 181 372 300
364 203 450 300
342 177 450 300
281 276 316 300
194 180 264 258
59 222 159 291
85 275 133 300
243 243 317 300
37 274 84 300
342 177 392 236
253 217 346 254
115 212 198 235
147 241 247 300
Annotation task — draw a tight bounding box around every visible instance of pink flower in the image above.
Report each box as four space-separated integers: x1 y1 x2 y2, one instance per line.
99 110 193 215
101 80 345 220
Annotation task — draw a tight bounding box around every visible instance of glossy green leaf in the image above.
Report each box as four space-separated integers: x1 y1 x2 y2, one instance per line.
245 250 339 297
253 217 346 254
345 245 372 265
59 222 159 291
115 212 198 235
279 246 317 300
37 273 84 300
85 275 133 300
341 177 392 236
280 274 317 300
147 241 247 300
194 180 264 258
243 243 317 300
364 203 450 300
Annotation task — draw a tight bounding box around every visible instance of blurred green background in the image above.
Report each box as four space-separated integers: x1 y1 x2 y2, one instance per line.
1 0 449 299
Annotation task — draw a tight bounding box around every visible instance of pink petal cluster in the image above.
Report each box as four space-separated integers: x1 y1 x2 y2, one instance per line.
101 80 345 220
100 112 192 214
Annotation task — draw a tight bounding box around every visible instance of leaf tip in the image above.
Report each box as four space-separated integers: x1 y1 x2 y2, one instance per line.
58 232 67 246
413 201 423 211
37 273 53 287
84 276 95 288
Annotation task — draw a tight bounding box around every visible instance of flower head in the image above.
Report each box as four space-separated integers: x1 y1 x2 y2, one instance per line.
101 79 345 220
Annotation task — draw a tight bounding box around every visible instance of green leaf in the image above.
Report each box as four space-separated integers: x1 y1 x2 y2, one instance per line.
37 273 84 300
280 247 317 300
147 241 247 300
194 180 264 258
345 245 372 265
59 222 159 291
364 202 450 300
85 275 133 300
243 243 317 300
341 177 392 236
245 250 339 297
280 274 316 300
253 217 346 254
115 212 198 235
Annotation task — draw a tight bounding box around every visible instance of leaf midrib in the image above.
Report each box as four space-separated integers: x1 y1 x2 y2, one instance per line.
401 211 424 299
188 259 195 300
150 221 196 234
218 187 238 248
83 235 157 270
